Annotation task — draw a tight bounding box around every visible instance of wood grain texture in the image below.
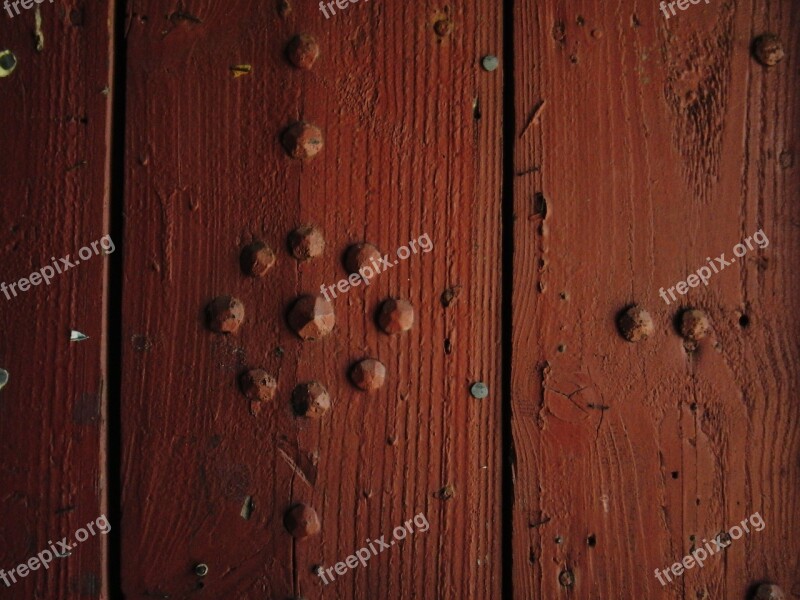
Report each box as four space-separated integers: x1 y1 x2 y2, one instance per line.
119 1 502 598
510 0 800 598
0 1 113 598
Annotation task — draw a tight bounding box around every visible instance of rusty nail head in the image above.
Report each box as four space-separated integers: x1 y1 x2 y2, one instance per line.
755 583 786 600
617 305 654 342
239 369 277 403
350 358 386 391
752 34 784 67
240 241 276 277
287 295 335 340
281 122 324 160
434 19 453 36
343 242 382 275
284 503 321 538
286 34 320 70
481 55 499 71
206 296 245 334
558 570 575 587
679 308 710 342
292 381 331 418
288 225 325 261
194 563 208 577
377 298 414 334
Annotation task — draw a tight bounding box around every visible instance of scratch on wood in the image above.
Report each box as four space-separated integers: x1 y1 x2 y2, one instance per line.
34 7 44 52
520 99 546 139
277 447 314 488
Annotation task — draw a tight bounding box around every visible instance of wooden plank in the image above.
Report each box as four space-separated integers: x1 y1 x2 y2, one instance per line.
0 1 114 598
510 1 800 598
119 1 502 598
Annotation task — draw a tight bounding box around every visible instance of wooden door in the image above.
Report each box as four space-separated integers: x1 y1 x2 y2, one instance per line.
0 1 797 599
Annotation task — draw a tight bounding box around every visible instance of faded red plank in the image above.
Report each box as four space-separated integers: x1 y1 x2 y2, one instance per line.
0 1 114 598
511 1 800 598
119 1 502 598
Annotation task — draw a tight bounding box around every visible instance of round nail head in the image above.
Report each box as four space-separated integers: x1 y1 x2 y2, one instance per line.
240 241 276 277
288 225 325 261
284 504 321 538
470 382 489 399
206 296 245 334
752 33 784 67
680 309 711 342
194 563 208 577
239 369 278 403
434 19 453 37
281 122 324 160
617 305 654 342
292 381 331 418
343 242 382 275
558 570 575 587
286 34 320 70
481 55 499 71
350 358 386 391
755 584 785 600
377 298 414 334
287 295 335 340
0 50 17 77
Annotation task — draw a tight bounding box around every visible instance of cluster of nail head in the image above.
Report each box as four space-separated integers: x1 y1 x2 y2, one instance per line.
292 381 331 418
284 503 321 538
752 33 784 67
343 242 382 275
286 34 320 70
239 369 277 403
240 241 276 277
350 358 387 391
206 296 245 334
617 305 654 342
377 298 414 334
288 225 325 261
281 122 324 160
287 294 335 340
679 309 711 342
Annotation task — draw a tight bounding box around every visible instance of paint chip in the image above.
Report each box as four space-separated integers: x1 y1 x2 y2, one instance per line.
34 8 44 52
70 330 89 342
230 64 252 78
240 495 254 520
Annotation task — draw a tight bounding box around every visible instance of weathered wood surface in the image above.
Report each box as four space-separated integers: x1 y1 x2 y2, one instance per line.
119 1 502 598
510 1 800 599
0 1 114 598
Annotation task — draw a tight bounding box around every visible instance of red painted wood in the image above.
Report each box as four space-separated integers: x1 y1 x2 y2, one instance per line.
0 1 114 598
510 1 800 598
119 1 502 598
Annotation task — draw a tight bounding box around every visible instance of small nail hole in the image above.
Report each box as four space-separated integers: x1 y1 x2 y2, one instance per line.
554 536 563 544
739 314 750 328
587 534 596 547
671 471 679 479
